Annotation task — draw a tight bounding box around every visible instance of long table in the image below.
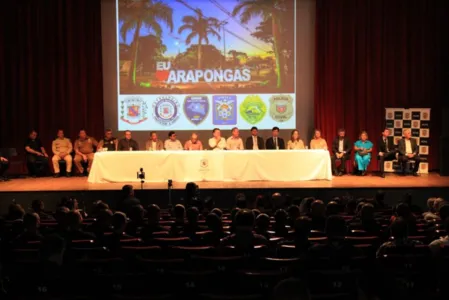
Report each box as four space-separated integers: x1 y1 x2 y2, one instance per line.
88 150 332 183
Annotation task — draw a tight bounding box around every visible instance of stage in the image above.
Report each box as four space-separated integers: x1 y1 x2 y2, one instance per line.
0 173 448 213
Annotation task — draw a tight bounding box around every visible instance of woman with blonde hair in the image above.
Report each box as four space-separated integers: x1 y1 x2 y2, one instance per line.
287 130 305 150
354 131 373 176
310 129 328 150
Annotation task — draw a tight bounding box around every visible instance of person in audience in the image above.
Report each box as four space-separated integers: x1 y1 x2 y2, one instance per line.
88 209 113 240
184 182 201 208
203 213 227 246
326 201 340 217
400 192 422 214
210 208 223 219
299 197 315 216
219 209 268 251
73 129 98 176
423 197 438 220
271 193 285 211
393 203 417 235
5 203 25 221
145 131 164 151
274 209 289 237
245 195 258 210
164 131 183 150
273 278 311 300
104 212 133 252
354 131 373 176
245 126 264 150
118 130 139 151
141 204 166 241
170 204 186 236
98 128 118 151
184 133 203 150
39 234 66 267
375 190 388 209
281 216 311 258
63 210 96 242
117 185 140 216
0 153 9 181
310 200 326 231
331 128 351 176
24 129 49 177
254 213 271 239
209 128 227 150
226 127 244 150
287 205 301 227
356 203 381 235
13 212 42 245
309 129 327 150
377 128 396 178
234 193 246 209
429 216 449 256
31 199 54 221
266 126 285 150
90 200 110 218
183 207 204 237
126 204 146 236
287 129 305 150
345 198 357 216
52 206 69 235
376 217 421 258
51 129 73 177
398 129 421 176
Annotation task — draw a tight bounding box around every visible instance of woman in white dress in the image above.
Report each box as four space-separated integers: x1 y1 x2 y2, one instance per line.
287 129 305 150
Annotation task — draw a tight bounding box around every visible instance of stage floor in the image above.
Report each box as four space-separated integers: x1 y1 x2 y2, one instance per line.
0 173 447 192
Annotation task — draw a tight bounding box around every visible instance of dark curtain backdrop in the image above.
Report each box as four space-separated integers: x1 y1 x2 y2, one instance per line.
0 0 103 171
315 0 449 170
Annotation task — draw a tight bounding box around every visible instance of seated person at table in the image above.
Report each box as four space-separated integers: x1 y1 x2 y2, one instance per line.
73 129 98 176
398 129 421 176
354 131 373 176
331 128 351 176
24 130 49 177
98 128 118 151
118 130 139 151
145 131 164 151
209 128 227 150
378 128 396 178
0 151 10 181
245 126 264 150
184 133 203 150
52 129 73 177
164 131 183 150
309 129 328 150
266 126 285 150
227 127 244 150
287 129 305 150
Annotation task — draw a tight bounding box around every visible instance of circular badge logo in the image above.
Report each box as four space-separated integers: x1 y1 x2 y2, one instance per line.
184 95 209 125
412 121 419 128
269 95 293 122
239 95 267 124
423 112 429 119
422 129 428 137
395 121 401 128
153 96 180 126
405 112 410 119
387 112 393 119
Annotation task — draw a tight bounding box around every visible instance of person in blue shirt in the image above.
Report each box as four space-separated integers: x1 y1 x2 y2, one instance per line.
354 131 373 176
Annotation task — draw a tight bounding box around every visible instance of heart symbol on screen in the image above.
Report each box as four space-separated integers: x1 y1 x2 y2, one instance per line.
156 70 169 81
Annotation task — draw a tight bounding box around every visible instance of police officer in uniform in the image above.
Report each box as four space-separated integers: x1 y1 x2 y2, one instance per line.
73 129 98 176
98 129 118 151
24 130 49 177
52 129 73 177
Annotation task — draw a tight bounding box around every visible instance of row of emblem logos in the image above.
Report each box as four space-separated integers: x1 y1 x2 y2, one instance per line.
120 95 294 126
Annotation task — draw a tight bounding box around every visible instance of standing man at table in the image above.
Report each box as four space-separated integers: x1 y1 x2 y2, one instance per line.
52 129 73 178
331 128 351 176
73 129 98 176
24 130 49 177
98 129 118 151
145 131 164 151
245 126 264 150
184 133 203 150
266 127 285 150
227 127 244 150
118 130 139 151
164 131 183 150
209 128 227 150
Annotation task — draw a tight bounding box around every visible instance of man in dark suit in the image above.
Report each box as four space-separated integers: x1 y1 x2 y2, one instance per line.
0 151 9 181
245 126 264 150
397 129 420 176
266 127 285 150
378 128 396 178
331 129 352 176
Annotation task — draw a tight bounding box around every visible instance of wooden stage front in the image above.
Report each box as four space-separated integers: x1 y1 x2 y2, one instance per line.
0 173 448 212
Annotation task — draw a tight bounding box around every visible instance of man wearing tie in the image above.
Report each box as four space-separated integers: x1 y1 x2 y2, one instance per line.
331 128 352 176
398 129 421 176
378 128 396 178
266 127 285 150
245 126 264 150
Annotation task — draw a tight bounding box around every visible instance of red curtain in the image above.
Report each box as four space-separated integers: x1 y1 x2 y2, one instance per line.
0 0 104 171
315 0 449 170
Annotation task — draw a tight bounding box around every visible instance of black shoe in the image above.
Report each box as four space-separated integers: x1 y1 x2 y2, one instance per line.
413 172 419 177
54 173 60 178
381 173 385 178
361 171 366 176
66 173 71 178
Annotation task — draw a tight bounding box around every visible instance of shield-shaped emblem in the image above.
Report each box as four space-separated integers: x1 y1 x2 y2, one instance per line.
423 112 429 119
200 159 208 168
422 129 428 136
395 121 401 127
413 121 418 127
128 105 140 117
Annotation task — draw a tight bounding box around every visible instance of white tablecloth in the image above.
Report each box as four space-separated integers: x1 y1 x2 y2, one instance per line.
88 150 332 183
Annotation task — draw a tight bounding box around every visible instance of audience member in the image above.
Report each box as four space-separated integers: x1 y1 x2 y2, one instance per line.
376 217 421 258
310 200 326 231
117 185 140 216
63 210 96 242
126 204 146 236
273 278 310 300
31 199 54 221
141 204 166 241
274 209 289 237
287 205 300 227
429 216 449 256
13 212 42 245
255 213 271 239
203 213 227 247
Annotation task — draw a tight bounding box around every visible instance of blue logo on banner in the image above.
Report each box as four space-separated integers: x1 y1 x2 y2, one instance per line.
184 95 209 125
213 95 237 125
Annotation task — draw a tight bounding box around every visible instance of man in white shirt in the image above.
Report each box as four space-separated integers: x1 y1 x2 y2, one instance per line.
245 126 264 150
226 127 245 150
209 128 227 150
397 129 420 176
164 131 183 151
